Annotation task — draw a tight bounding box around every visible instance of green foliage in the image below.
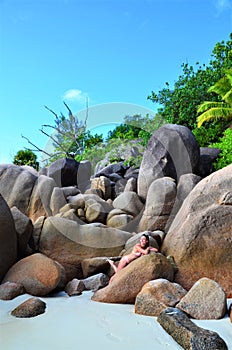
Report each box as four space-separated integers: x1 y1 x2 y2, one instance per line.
76 138 122 170
76 113 167 172
106 123 141 141
13 149 39 170
42 103 103 165
192 121 227 147
45 102 87 162
137 129 152 146
82 131 103 148
107 113 166 146
197 68 232 127
210 128 232 170
75 142 106 169
123 155 143 168
148 33 232 130
77 137 144 172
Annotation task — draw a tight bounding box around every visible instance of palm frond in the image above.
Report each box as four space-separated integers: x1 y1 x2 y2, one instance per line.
197 101 228 114
208 76 231 98
197 107 232 127
223 89 232 104
225 68 232 85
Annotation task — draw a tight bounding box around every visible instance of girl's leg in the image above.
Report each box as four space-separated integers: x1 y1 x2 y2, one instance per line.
116 256 128 272
108 256 130 283
107 256 128 273
106 259 118 273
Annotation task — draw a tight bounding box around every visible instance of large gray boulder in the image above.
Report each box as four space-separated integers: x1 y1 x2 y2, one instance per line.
198 147 221 177
40 158 91 191
176 277 227 320
138 177 176 232
138 124 200 200
90 176 112 200
161 164 232 297
169 173 201 220
76 160 91 192
112 191 144 217
157 307 228 350
0 194 18 282
94 161 128 178
67 193 113 224
50 187 67 216
11 206 33 258
39 217 132 280
0 164 37 215
40 158 79 187
27 175 56 222
106 209 134 228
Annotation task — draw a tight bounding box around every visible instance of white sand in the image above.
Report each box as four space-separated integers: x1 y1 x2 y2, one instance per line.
0 291 231 350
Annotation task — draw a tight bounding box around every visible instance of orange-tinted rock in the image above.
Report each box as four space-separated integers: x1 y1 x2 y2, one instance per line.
92 253 174 304
3 253 65 296
162 164 232 297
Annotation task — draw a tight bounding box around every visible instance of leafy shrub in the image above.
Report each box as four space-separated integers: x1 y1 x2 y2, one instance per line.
13 149 39 170
76 138 144 173
210 128 232 170
192 121 227 147
75 142 106 169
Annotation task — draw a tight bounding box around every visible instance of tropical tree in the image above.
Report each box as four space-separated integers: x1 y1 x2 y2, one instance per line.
13 149 39 170
106 113 166 146
197 68 232 127
148 33 232 130
42 101 88 162
22 101 103 165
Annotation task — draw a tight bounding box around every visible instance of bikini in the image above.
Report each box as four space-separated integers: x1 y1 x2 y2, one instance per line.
132 249 141 257
124 249 142 264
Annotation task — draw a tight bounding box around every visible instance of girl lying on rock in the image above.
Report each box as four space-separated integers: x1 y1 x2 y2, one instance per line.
107 233 158 282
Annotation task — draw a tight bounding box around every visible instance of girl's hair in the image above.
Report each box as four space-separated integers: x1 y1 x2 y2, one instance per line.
141 233 150 245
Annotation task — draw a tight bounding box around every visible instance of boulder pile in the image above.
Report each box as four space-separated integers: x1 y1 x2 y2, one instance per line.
0 124 231 348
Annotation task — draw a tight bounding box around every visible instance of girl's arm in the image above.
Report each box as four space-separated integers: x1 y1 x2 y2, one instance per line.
134 244 150 255
149 247 158 253
134 244 158 255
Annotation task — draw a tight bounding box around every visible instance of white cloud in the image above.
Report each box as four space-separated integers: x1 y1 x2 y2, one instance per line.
214 0 232 13
63 89 88 103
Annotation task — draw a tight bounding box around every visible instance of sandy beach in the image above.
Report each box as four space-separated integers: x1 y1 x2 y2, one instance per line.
0 291 231 350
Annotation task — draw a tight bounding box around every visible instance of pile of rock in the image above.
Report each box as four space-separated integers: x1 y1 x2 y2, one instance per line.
0 123 231 347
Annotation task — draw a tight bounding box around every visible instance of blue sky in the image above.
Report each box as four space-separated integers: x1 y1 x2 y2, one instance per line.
0 0 231 164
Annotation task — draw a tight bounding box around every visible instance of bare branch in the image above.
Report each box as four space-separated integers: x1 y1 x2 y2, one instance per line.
39 128 68 155
42 124 66 136
84 96 89 126
44 105 58 119
63 101 73 117
40 150 65 164
21 102 88 164
21 135 51 156
24 147 41 152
